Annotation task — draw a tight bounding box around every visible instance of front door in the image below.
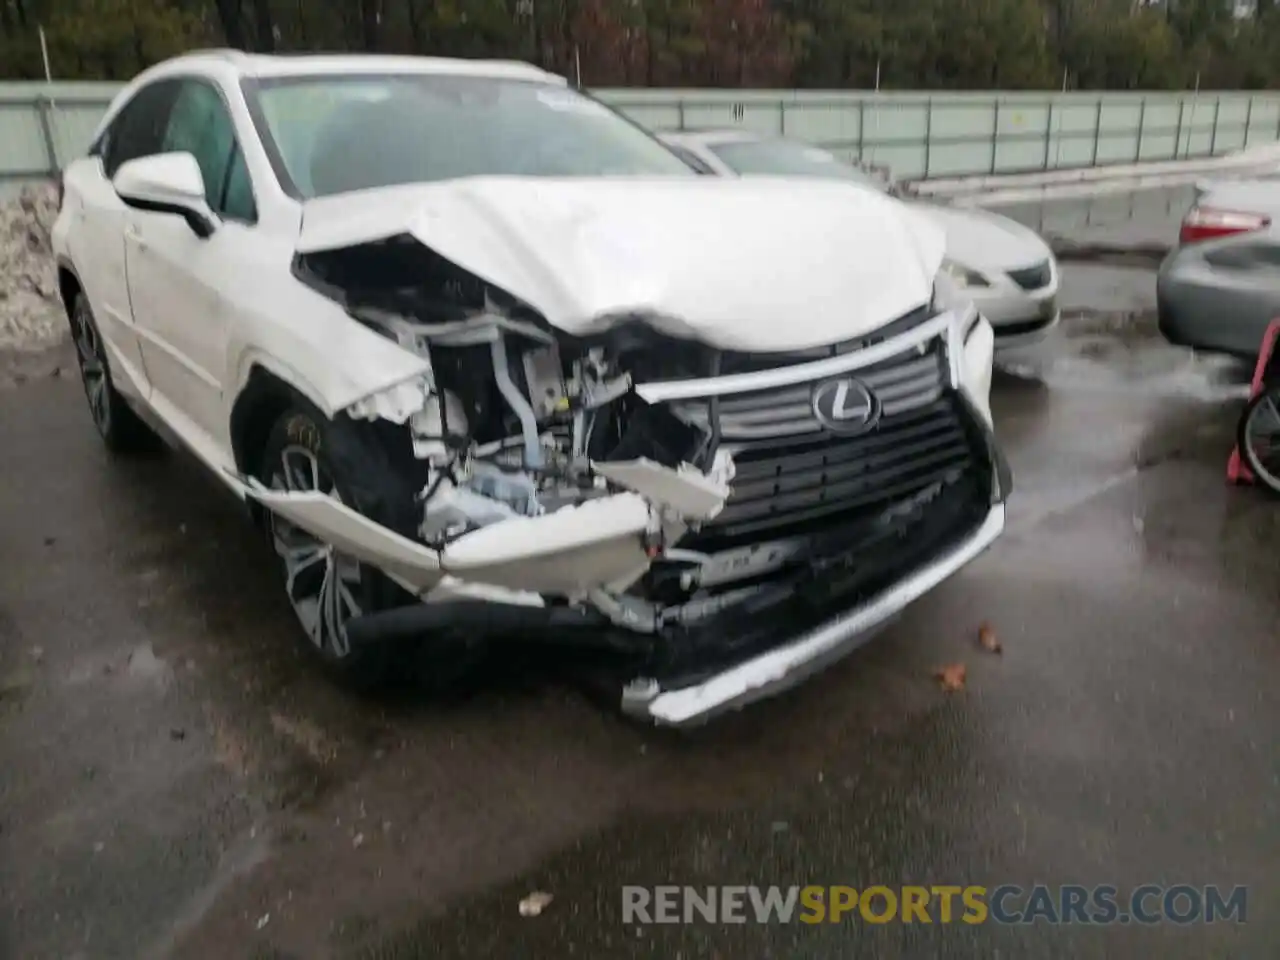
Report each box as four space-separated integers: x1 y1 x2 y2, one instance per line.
124 78 259 446
67 77 184 400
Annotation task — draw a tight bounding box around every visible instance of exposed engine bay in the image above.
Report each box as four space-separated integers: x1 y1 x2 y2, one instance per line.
294 233 743 630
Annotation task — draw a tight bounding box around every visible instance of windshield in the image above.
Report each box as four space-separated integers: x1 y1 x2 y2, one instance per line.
246 74 694 198
708 139 888 192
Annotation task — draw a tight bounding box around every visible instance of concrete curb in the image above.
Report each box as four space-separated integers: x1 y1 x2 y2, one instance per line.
1048 236 1172 267
910 142 1280 207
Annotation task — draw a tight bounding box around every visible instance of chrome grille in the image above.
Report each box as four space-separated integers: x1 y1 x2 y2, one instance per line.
652 324 989 548
668 340 947 442
700 399 976 543
1007 260 1051 291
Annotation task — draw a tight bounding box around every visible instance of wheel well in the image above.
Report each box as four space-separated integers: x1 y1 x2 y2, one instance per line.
57 267 81 319
230 366 303 481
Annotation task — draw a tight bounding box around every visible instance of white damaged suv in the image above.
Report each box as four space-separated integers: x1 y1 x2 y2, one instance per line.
52 51 1010 726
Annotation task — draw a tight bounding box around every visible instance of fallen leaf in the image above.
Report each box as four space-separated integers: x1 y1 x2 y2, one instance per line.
934 663 967 692
977 622 1002 654
519 891 554 917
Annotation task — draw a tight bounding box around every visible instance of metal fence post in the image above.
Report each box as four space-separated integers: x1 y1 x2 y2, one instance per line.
1134 98 1146 163
677 100 686 131
1244 95 1254 148
1174 101 1185 161
779 100 786 136
1042 100 1054 170
34 96 59 176
923 98 933 179
990 101 1000 175
857 99 865 160
1209 96 1222 155
1090 99 1103 166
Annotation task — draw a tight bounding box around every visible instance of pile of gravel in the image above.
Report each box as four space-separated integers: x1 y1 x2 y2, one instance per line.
0 184 63 353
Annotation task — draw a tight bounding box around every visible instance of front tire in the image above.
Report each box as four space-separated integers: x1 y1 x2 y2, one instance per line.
69 293 159 454
256 401 419 691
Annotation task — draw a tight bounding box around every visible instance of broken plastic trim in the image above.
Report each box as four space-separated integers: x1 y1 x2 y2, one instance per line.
621 502 1006 727
243 448 732 601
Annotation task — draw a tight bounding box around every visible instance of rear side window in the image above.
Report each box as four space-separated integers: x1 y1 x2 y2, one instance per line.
102 79 182 178
161 79 258 223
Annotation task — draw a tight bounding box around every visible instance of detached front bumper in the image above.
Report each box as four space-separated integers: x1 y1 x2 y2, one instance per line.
622 500 1006 726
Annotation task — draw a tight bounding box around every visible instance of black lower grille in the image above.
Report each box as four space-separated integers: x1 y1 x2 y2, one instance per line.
1007 260 1052 291
688 393 983 550
650 463 991 680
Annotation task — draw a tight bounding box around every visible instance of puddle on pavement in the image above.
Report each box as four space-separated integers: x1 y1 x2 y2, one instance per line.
999 308 1252 403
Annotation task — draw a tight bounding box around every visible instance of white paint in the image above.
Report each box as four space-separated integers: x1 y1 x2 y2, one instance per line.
591 458 731 521
245 476 722 600
54 53 1005 718
244 485 446 591
962 317 995 425
654 129 1058 346
112 152 209 214
296 175 946 353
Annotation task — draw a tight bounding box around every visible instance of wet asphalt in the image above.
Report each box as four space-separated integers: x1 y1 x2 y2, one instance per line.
3 234 1280 958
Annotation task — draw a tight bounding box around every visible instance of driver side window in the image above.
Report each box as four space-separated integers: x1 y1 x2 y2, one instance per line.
161 79 258 224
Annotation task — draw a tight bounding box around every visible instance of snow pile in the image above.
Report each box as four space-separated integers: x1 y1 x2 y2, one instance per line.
0 184 63 352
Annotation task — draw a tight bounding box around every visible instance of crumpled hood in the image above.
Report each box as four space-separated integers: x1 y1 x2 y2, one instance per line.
297 176 946 352
908 201 1050 272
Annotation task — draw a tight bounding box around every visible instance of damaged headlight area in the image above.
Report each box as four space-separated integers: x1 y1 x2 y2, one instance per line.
296 235 737 630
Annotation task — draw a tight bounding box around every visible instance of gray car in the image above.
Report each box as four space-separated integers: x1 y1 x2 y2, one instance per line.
1158 177 1280 358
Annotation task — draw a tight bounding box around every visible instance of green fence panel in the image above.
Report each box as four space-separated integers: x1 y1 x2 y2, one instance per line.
4 81 1280 195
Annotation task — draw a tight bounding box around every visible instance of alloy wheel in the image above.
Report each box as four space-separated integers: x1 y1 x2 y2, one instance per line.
268 444 364 657
72 301 110 436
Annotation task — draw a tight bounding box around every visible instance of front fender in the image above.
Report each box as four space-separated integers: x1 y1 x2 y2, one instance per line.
224 285 431 422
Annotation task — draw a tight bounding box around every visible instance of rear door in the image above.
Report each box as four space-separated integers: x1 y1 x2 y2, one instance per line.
64 78 181 400
124 77 261 446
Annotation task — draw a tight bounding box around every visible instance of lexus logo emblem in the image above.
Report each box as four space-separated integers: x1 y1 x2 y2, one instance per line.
811 377 881 434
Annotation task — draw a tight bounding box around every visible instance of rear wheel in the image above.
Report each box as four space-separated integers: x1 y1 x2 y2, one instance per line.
1238 385 1280 497
69 293 159 454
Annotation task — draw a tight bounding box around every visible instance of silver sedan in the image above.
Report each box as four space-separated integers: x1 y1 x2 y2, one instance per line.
659 129 1062 349
1158 177 1280 359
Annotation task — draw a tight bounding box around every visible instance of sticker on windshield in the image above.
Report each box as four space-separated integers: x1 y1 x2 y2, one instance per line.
536 88 610 115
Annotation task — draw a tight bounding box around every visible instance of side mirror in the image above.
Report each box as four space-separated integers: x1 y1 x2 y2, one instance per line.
113 152 217 239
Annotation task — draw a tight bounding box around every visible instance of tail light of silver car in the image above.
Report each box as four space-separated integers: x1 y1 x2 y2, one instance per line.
1179 206 1270 245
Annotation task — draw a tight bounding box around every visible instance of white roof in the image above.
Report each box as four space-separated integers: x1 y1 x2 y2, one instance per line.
149 50 564 85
